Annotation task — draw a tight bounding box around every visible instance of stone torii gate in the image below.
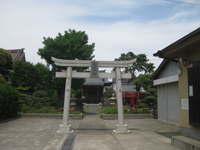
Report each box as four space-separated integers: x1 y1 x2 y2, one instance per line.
52 57 136 133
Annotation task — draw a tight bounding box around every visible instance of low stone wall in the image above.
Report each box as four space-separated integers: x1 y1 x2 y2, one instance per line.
17 113 83 120
102 114 153 120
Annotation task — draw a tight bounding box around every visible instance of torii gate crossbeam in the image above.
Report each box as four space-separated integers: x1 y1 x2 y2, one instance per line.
52 57 136 133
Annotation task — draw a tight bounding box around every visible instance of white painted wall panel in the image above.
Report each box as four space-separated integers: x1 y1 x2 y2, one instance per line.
157 82 179 124
157 85 168 121
167 82 179 124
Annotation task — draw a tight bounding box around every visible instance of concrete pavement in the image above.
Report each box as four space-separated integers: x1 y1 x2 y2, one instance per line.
0 107 181 150
0 117 81 150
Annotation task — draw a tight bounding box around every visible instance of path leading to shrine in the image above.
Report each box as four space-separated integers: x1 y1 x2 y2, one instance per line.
73 106 181 150
73 106 122 150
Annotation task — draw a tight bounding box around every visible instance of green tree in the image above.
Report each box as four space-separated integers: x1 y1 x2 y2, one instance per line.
138 88 157 118
115 52 155 81
133 73 153 92
37 29 95 108
11 60 40 92
37 29 95 64
0 48 14 81
35 63 49 85
105 88 115 98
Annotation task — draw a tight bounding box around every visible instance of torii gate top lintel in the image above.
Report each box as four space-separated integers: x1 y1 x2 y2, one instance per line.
51 57 136 68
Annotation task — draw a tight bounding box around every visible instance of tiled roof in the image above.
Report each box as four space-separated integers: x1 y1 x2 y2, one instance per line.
7 48 25 62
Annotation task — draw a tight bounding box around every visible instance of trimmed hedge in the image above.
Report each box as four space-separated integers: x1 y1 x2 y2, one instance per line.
30 90 50 109
0 83 19 118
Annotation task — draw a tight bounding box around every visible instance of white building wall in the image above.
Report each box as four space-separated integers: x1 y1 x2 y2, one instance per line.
158 61 178 78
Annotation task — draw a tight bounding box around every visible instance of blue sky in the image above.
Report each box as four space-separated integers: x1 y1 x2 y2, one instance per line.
0 0 200 72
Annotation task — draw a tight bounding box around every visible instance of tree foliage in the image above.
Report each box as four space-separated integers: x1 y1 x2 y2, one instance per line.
134 73 153 91
138 88 157 118
0 48 14 81
11 60 40 92
0 83 19 118
0 73 6 84
37 29 95 65
35 63 49 85
115 52 155 80
37 29 95 108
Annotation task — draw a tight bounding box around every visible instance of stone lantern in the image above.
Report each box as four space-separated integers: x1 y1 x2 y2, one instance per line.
109 93 116 106
70 94 77 106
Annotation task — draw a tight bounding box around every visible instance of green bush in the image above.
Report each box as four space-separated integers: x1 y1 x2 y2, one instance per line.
0 74 6 84
0 83 19 118
103 106 118 114
30 90 50 109
32 90 48 97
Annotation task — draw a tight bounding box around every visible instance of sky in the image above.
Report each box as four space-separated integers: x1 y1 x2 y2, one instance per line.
0 0 200 73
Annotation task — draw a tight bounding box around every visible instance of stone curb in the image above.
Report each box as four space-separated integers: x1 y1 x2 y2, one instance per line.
102 113 153 120
17 113 83 120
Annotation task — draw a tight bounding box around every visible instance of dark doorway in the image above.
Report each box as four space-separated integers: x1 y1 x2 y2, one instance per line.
188 61 200 127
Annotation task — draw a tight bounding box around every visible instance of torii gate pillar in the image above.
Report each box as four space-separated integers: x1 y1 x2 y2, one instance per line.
113 67 130 133
52 57 136 133
57 66 73 133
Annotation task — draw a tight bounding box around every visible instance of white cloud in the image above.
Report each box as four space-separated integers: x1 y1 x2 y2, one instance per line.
0 0 199 72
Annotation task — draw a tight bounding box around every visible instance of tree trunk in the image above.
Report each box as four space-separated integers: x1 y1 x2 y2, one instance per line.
56 87 65 109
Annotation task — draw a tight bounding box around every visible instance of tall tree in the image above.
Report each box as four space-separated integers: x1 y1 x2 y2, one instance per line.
0 48 14 81
37 29 95 64
115 52 155 81
37 29 95 108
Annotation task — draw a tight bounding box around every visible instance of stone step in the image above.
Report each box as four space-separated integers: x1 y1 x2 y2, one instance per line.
86 104 98 107
171 136 200 150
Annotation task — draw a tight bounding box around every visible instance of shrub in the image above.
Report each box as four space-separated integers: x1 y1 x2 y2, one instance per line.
0 74 6 84
30 90 50 109
0 83 19 118
103 106 118 114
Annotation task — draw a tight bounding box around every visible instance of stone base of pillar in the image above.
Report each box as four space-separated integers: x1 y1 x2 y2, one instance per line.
113 124 130 133
57 124 74 133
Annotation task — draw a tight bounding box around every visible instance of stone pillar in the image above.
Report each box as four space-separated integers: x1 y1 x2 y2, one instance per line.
58 66 73 133
114 67 130 133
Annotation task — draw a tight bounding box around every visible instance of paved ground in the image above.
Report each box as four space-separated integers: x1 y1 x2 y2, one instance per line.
0 107 181 150
0 117 81 150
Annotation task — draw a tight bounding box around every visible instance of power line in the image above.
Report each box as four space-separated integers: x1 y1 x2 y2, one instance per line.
164 0 200 6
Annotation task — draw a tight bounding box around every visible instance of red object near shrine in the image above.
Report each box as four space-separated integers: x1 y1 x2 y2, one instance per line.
122 92 146 108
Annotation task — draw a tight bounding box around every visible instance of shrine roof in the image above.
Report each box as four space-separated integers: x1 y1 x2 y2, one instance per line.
7 48 25 62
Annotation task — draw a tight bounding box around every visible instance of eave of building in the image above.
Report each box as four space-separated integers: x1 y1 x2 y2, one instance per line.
153 75 178 86
7 48 26 62
153 27 200 62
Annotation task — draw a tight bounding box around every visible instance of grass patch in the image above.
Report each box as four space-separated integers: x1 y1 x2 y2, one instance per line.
103 106 118 114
